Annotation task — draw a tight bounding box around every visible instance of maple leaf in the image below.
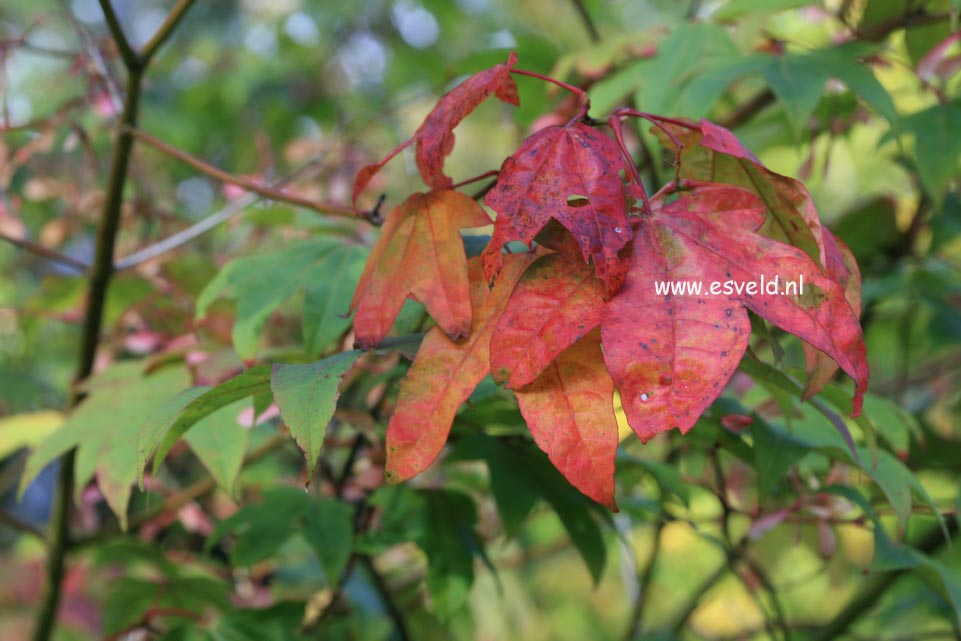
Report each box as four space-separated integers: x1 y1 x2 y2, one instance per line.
489 252 605 388
602 182 869 442
353 53 519 205
482 122 632 291
385 253 536 482
656 119 828 267
350 190 491 349
514 331 618 509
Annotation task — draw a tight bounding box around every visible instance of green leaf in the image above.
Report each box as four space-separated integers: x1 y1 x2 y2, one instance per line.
207 486 309 566
712 0 811 20
451 434 608 583
419 490 481 618
0 411 62 459
761 55 829 135
303 246 367 355
301 498 354 582
270 351 361 476
21 363 190 528
183 399 251 499
589 22 738 118
617 455 691 507
197 239 367 359
751 416 810 500
140 365 272 477
900 100 961 197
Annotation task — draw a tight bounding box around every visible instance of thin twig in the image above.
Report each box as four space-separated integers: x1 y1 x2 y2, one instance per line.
127 127 359 219
0 231 88 272
139 0 196 64
0 507 47 541
114 154 330 270
570 0 601 43
624 513 665 640
360 554 412 641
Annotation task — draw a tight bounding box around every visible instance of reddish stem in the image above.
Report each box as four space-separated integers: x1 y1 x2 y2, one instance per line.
511 67 591 121
606 115 651 216
613 108 692 184
451 169 499 190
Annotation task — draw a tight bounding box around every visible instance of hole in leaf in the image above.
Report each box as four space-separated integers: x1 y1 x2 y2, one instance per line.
567 194 590 207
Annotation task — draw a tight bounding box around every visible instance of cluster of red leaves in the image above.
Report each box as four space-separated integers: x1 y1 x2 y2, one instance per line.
350 54 869 509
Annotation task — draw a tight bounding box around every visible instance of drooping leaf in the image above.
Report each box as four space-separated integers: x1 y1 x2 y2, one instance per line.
301 498 355 582
353 52 519 202
21 362 190 528
270 351 361 477
420 490 483 618
450 434 608 583
350 190 491 348
603 182 869 442
482 122 632 291
751 415 810 499
139 366 272 478
385 253 535 482
196 239 367 359
489 252 605 388
514 332 618 509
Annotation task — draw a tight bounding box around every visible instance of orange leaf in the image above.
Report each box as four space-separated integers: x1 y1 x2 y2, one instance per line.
350 190 491 348
490 253 605 388
514 331 618 509
385 253 536 482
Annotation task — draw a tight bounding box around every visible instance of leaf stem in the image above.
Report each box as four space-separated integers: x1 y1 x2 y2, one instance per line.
96 0 139 70
511 68 591 120
127 127 360 219
451 169 499 190
606 115 651 215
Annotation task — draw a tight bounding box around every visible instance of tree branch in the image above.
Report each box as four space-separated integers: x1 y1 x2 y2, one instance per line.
0 507 47 541
139 0 196 64
114 154 329 270
0 231 88 272
96 0 140 70
360 554 412 641
127 127 359 219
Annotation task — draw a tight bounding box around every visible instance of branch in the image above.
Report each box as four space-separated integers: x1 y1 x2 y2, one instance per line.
140 0 196 64
0 231 88 272
115 154 329 270
360 554 412 641
624 512 665 640
0 507 47 541
127 127 359 219
569 0 600 43
96 0 140 70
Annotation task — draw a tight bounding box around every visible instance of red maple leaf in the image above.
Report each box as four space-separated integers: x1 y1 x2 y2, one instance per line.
602 182 868 441
481 122 632 292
